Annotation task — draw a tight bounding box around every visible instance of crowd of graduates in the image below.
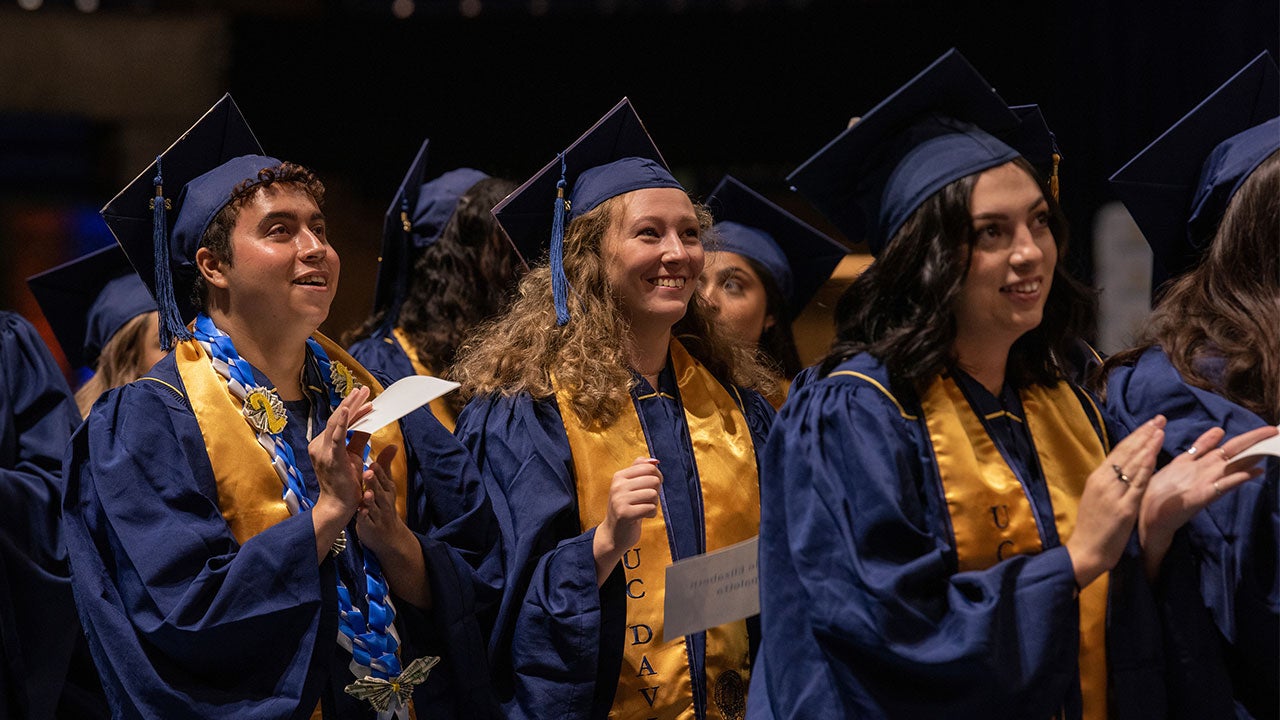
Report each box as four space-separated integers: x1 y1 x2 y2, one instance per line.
1 47 1277 720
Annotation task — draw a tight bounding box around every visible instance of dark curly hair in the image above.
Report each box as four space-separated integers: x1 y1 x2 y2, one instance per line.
819 156 1096 391
191 162 326 311
345 176 521 415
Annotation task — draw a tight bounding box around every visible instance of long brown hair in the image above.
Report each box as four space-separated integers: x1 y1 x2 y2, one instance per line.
1099 150 1280 423
453 192 775 428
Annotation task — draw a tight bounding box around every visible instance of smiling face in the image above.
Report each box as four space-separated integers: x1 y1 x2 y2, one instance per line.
698 250 774 348
601 187 705 337
200 183 338 338
952 161 1057 358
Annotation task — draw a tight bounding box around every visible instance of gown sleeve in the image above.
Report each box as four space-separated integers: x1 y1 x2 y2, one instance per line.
63 367 336 720
455 392 624 720
749 371 1084 720
393 403 505 717
1106 347 1277 719
0 312 87 720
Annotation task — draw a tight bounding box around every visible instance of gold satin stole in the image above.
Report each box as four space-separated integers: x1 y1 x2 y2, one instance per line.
169 334 412 719
918 373 1110 720
560 339 758 720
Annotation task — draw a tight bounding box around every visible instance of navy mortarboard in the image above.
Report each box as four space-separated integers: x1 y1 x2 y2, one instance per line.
705 175 848 318
492 97 683 324
789 48 1045 256
99 93 275 349
1111 51 1279 283
27 243 156 371
1007 104 1062 199
373 137 489 333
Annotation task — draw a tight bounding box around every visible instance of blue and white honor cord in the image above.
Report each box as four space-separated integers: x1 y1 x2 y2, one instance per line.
193 314 409 718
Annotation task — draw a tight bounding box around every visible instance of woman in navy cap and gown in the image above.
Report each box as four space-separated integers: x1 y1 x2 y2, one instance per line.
28 243 162 418
453 98 776 720
1102 52 1280 719
61 95 502 720
746 50 1275 720
346 140 518 430
697 176 848 409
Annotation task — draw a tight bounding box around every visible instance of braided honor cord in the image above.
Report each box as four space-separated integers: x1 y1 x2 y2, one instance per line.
193 314 411 718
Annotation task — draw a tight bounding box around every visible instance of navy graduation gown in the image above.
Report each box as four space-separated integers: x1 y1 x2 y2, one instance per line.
0 312 104 720
348 331 417 386
1106 346 1277 720
747 353 1163 720
62 351 502 720
455 366 774 720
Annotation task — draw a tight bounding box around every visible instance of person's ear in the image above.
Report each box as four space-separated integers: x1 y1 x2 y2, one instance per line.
195 246 230 289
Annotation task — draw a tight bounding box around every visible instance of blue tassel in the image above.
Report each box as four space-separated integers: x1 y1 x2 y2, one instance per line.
550 152 571 326
150 156 191 350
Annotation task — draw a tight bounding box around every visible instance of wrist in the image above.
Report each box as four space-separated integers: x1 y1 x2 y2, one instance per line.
592 522 624 588
592 521 618 563
1138 522 1175 581
1066 542 1102 590
372 523 418 565
312 494 351 536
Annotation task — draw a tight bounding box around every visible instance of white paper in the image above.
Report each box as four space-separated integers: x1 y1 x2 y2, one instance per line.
662 536 759 642
347 375 460 434
1225 425 1280 474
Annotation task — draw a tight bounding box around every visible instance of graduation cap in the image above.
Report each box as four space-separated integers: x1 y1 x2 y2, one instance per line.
705 176 849 317
27 243 156 370
1007 104 1062 199
789 48 1031 256
372 137 490 332
492 97 683 324
100 93 278 349
1110 51 1279 283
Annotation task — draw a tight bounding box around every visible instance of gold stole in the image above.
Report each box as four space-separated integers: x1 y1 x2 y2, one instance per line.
918 374 1109 720
172 333 409 546
391 328 456 432
172 334 412 719
559 340 758 720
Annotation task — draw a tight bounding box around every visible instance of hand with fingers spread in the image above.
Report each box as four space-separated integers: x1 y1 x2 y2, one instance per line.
307 385 374 562
1066 415 1166 590
592 457 662 587
1139 424 1279 578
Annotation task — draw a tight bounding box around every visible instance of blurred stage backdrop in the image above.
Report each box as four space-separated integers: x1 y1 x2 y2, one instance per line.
1 0 1275 378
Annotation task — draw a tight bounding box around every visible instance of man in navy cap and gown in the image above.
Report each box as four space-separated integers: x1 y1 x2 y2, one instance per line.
61 95 502 720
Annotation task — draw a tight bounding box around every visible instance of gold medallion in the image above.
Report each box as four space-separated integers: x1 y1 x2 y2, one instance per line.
713 670 746 720
330 360 362 398
243 387 287 434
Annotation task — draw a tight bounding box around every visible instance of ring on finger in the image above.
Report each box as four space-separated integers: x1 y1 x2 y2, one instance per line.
1186 445 1199 456
1111 464 1131 485
1219 447 1231 461
1213 480 1223 497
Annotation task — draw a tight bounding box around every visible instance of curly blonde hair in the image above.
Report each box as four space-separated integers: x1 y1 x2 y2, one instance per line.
453 192 775 427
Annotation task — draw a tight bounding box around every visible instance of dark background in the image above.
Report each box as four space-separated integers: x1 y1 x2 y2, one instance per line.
2 0 1276 374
